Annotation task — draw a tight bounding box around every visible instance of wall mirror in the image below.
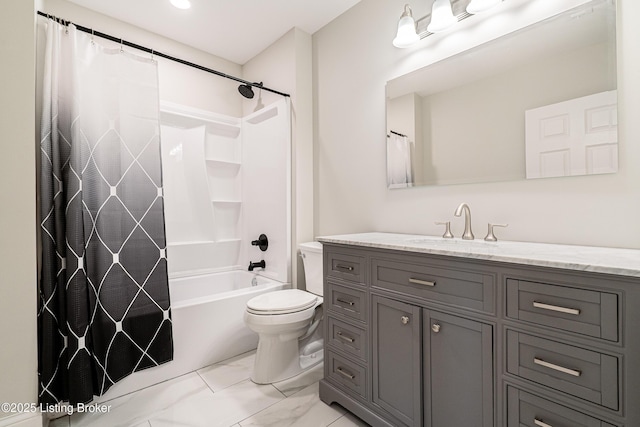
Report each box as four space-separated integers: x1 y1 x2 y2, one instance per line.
385 0 617 189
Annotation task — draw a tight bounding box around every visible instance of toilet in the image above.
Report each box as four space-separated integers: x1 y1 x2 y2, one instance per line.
244 241 324 384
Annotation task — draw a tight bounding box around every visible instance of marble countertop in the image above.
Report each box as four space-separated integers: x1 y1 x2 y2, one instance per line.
317 232 640 278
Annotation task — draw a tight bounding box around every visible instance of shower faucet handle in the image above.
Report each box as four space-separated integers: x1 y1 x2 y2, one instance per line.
251 234 269 251
435 221 454 239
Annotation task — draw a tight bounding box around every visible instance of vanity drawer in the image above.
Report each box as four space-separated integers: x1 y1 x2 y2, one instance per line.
507 386 617 427
371 258 494 312
506 330 619 410
506 279 618 341
327 317 368 362
327 282 367 323
326 350 367 399
326 250 366 284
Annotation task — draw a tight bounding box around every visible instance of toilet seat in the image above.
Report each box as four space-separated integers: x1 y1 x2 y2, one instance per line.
246 289 319 315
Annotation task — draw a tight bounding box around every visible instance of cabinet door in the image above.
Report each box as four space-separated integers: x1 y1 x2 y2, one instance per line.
424 310 494 427
372 295 422 427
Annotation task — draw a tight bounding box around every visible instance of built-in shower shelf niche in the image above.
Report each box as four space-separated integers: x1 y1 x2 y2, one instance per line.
245 104 278 124
205 122 241 139
211 200 242 205
160 101 244 275
216 238 241 244
212 200 241 242
205 158 241 168
205 123 241 164
206 160 241 201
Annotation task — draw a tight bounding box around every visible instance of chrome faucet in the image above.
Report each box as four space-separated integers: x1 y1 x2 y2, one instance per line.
454 203 474 240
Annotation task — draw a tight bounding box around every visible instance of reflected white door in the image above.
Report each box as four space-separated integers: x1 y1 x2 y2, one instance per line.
525 90 617 179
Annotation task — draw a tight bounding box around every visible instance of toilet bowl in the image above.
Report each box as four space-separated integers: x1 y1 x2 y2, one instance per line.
244 241 323 384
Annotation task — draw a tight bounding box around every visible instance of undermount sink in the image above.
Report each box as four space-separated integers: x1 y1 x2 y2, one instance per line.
405 237 497 248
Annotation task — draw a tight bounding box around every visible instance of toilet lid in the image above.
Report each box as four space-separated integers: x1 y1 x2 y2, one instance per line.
247 289 318 314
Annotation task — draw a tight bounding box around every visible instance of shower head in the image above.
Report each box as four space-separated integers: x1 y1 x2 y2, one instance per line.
238 82 263 99
238 84 254 99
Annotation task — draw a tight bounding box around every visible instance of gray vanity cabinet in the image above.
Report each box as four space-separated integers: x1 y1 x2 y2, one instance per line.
319 239 640 427
321 244 497 427
370 295 494 427
372 296 422 427
423 310 494 427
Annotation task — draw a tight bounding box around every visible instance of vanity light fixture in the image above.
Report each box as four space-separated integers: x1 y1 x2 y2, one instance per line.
393 4 421 48
170 0 191 10
393 0 504 48
427 0 458 33
466 0 501 14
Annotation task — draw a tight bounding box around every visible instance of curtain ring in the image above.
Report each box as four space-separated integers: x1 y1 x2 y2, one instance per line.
151 49 154 61
120 38 124 53
91 28 95 45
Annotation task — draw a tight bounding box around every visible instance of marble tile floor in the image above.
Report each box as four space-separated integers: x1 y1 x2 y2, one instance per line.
49 350 370 427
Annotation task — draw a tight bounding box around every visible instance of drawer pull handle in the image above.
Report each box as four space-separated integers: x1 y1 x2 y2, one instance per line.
432 323 441 333
409 278 436 287
533 301 580 316
336 264 354 272
337 331 355 343
336 298 355 306
336 367 355 380
533 358 581 377
534 418 553 427
401 316 410 325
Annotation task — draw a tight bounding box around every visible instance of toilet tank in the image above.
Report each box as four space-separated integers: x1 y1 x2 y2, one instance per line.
299 241 323 296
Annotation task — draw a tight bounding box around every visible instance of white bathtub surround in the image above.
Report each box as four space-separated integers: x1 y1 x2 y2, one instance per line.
317 232 640 277
93 271 286 403
160 100 291 282
51 350 364 427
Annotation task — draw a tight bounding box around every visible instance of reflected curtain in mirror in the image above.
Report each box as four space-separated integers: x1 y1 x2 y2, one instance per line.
387 132 415 188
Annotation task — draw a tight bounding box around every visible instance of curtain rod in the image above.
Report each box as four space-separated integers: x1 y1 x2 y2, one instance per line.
388 130 408 138
36 11 290 98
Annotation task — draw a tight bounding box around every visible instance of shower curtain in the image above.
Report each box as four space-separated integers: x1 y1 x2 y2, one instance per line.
38 20 173 406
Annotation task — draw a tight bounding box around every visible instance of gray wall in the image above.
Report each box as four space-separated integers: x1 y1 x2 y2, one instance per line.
0 0 38 423
313 0 640 249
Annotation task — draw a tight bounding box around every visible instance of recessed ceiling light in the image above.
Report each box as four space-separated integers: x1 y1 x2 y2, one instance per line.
170 0 191 10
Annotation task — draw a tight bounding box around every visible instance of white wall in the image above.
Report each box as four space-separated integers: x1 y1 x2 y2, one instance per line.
40 0 243 117
242 29 314 289
0 0 39 424
313 0 640 249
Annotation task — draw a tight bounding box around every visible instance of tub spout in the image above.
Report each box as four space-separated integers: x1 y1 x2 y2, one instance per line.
248 260 266 271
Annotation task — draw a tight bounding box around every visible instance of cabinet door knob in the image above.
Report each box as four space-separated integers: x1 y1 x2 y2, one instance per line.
432 323 441 333
401 316 410 325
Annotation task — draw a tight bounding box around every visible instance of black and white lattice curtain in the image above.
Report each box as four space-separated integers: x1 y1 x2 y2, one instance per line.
38 19 173 405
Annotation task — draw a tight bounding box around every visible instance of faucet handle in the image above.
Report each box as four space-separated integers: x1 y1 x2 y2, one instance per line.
435 221 454 239
484 223 508 242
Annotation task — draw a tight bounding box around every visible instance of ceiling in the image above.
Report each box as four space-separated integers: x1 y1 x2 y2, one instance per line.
67 0 361 64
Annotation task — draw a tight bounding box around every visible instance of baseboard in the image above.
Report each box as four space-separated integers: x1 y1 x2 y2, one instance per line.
0 412 44 427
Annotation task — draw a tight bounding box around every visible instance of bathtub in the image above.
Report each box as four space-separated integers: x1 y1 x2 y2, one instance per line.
95 270 287 402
